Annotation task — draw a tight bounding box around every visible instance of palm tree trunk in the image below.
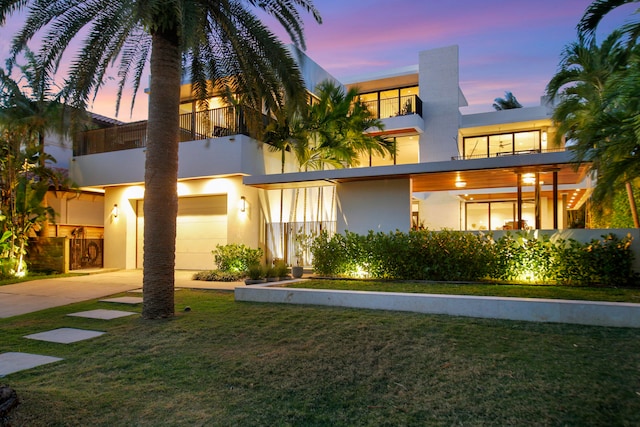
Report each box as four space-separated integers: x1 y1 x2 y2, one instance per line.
142 32 181 319
626 181 640 228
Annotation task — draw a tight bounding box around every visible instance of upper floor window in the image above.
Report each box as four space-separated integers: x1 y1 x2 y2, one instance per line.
358 86 420 119
463 130 541 159
355 135 419 167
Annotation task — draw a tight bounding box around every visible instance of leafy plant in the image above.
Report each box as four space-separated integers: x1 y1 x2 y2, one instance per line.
192 270 244 282
212 244 263 273
273 259 289 277
311 229 637 286
246 263 265 280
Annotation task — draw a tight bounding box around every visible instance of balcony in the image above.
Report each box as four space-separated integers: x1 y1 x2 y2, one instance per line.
452 147 567 161
74 106 250 156
361 94 423 119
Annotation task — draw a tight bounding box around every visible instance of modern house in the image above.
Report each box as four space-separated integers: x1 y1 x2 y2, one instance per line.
68 45 593 271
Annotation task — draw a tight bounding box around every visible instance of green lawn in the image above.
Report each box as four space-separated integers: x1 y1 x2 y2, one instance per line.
284 279 640 303
1 289 639 426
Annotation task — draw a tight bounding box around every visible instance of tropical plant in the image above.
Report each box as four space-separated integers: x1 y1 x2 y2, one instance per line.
0 0 321 317
0 57 66 277
578 0 640 43
492 91 522 110
546 29 640 226
291 80 393 233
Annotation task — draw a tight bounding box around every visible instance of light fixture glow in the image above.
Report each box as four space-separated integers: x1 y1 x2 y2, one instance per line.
455 180 467 188
240 196 247 213
522 173 536 185
111 204 119 218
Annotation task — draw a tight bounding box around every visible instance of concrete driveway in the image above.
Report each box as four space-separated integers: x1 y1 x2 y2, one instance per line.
0 270 243 318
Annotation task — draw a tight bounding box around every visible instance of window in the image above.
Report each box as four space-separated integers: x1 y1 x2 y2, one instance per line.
360 136 419 167
463 130 541 158
465 201 535 230
358 86 419 119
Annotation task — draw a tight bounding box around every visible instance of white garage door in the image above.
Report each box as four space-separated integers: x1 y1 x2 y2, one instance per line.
137 196 228 270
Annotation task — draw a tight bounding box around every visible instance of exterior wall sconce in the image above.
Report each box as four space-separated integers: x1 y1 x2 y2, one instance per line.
111 204 119 218
240 196 246 213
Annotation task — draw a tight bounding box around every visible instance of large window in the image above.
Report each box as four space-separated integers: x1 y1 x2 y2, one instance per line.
463 130 541 159
358 136 419 167
465 201 535 230
358 86 419 119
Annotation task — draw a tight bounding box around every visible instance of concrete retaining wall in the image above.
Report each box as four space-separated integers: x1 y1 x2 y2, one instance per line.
235 286 640 328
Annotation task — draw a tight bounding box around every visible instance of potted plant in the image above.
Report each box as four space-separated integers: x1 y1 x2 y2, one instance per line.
244 263 265 285
291 230 312 278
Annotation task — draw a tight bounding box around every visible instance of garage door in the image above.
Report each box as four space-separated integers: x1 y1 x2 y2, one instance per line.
137 196 228 270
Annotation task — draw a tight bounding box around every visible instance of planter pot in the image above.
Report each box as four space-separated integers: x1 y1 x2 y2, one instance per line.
244 278 265 285
266 277 279 282
291 266 304 278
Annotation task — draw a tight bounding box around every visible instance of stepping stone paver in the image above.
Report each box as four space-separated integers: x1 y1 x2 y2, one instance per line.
67 309 137 320
24 328 105 344
100 296 143 305
0 352 63 377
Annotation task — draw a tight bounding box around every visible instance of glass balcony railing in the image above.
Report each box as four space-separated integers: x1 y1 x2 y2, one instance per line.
360 94 423 120
74 106 252 156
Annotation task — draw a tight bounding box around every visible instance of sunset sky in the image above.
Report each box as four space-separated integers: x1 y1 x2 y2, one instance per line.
0 0 635 121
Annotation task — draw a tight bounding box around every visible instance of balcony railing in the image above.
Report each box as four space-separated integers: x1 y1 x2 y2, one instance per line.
74 106 251 156
451 147 567 161
360 94 423 120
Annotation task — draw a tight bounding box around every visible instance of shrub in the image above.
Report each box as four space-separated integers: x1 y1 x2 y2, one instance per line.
311 229 637 286
192 270 244 282
246 263 265 280
212 244 263 273
273 259 289 277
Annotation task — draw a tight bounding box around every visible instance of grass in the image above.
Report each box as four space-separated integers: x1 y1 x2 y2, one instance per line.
283 279 640 303
1 289 640 426
0 272 88 287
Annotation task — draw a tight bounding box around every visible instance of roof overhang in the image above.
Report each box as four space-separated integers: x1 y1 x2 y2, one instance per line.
243 151 590 192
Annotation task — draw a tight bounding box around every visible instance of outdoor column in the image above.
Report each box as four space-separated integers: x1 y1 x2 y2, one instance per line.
517 173 523 230
553 171 558 229
535 172 541 229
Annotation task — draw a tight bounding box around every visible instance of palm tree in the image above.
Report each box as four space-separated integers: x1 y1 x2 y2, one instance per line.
546 30 640 227
578 0 640 42
0 0 321 318
0 50 68 240
492 91 522 110
0 59 63 276
291 81 393 260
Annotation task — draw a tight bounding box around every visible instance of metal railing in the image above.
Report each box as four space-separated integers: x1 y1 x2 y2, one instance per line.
74 106 252 156
452 147 567 161
360 94 423 120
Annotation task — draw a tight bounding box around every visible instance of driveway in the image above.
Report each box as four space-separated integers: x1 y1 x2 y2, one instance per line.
0 270 243 318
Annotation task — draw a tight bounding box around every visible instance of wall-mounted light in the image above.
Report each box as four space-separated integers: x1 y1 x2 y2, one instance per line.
239 196 246 213
455 180 467 188
111 204 119 218
522 173 536 185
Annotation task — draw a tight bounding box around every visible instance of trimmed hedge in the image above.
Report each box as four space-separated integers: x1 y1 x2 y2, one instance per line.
311 230 637 286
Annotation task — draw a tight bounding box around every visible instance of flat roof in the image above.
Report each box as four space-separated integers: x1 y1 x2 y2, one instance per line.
243 151 589 192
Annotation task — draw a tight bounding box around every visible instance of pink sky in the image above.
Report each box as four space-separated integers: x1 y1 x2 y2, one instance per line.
0 0 635 121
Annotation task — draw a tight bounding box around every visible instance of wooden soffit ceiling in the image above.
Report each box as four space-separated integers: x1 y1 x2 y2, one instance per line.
410 163 590 193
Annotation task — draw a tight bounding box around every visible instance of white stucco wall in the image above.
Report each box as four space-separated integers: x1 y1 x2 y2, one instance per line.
336 178 411 234
419 46 462 162
70 135 267 187
102 176 262 270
